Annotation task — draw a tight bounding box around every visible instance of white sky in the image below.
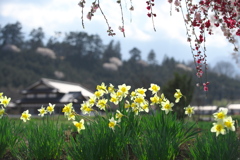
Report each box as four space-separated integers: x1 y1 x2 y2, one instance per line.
0 0 238 68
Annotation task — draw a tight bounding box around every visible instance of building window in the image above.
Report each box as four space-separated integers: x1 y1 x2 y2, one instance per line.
26 94 34 98
49 93 57 98
36 93 47 98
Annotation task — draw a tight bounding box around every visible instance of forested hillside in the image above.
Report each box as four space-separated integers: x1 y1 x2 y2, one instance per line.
0 22 240 105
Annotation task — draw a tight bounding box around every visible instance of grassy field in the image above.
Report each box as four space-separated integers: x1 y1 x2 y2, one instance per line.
1 113 239 160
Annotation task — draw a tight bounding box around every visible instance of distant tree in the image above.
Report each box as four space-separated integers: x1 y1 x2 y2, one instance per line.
62 32 104 72
102 40 122 62
129 47 141 61
162 73 194 120
27 27 45 50
63 32 104 58
147 49 157 64
64 32 89 56
0 22 24 48
87 34 104 59
212 61 235 78
46 36 62 55
162 55 176 66
114 41 122 59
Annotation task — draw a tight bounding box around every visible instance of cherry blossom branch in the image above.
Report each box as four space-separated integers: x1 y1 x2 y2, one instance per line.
179 0 210 91
98 0 116 36
146 0 156 31
117 0 126 37
76 0 240 91
78 0 86 29
129 0 134 22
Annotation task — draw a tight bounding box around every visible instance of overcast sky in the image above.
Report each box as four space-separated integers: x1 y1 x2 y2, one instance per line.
0 0 238 68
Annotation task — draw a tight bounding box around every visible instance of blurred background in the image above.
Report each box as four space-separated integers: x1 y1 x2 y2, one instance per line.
0 0 240 113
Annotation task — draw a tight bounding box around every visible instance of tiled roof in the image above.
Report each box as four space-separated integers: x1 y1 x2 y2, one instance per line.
26 78 94 98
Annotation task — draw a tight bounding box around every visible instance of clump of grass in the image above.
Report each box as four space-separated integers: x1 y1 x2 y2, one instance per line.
189 107 240 160
188 131 240 160
130 111 200 160
0 117 23 158
65 115 131 160
11 116 65 160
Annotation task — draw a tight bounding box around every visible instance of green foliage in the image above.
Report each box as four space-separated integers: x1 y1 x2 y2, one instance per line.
189 131 240 160
186 120 213 132
0 117 23 158
0 21 24 48
162 73 194 119
1 106 239 159
66 116 131 160
130 111 200 160
129 47 141 61
102 40 122 62
147 49 157 64
66 93 144 160
11 116 65 160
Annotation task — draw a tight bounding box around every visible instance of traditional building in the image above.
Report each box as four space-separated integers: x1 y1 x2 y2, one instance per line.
227 104 240 115
194 105 218 115
15 78 94 115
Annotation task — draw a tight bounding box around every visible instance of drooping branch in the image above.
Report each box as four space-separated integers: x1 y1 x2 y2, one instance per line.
78 0 86 29
97 0 116 36
117 0 126 37
78 0 240 91
146 0 157 31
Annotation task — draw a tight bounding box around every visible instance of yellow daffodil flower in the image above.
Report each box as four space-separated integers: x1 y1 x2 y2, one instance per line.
38 106 47 117
94 90 104 99
136 88 147 97
161 100 174 114
213 107 228 121
108 117 117 131
115 110 123 122
107 83 115 93
0 92 3 99
149 83 160 94
134 96 145 104
132 106 141 115
110 92 120 105
88 95 96 107
96 82 108 93
46 103 55 114
96 99 108 110
118 84 131 98
124 101 131 111
223 116 235 131
0 96 11 107
0 107 5 118
174 89 182 103
159 93 167 103
184 105 195 117
62 103 73 115
80 101 93 115
141 102 149 113
116 91 124 101
211 122 226 136
68 112 76 121
150 94 160 105
130 91 137 100
20 110 31 122
73 119 85 133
